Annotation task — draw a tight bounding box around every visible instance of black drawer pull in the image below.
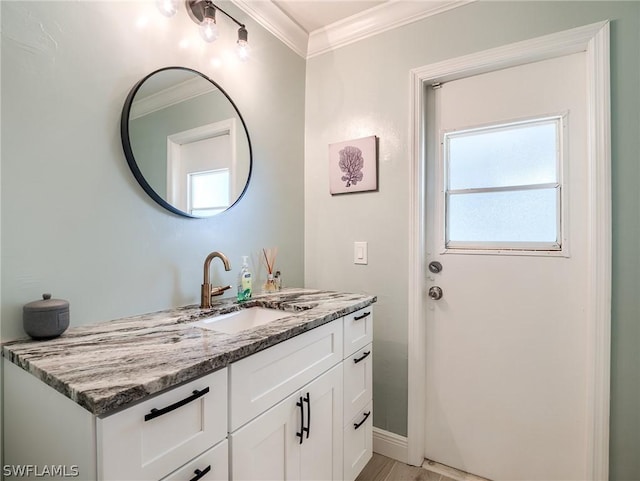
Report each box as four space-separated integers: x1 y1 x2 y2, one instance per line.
353 351 371 364
354 411 371 430
144 387 210 422
189 465 211 481
296 396 305 444
353 311 371 321
303 392 311 439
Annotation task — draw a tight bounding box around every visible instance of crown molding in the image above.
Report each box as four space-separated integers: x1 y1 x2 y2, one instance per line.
232 0 472 59
307 0 474 58
130 77 216 120
231 0 309 58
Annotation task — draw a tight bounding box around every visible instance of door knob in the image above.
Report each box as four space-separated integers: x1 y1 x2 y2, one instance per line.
428 286 443 300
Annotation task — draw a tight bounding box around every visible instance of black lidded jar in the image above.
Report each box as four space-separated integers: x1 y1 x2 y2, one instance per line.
23 293 70 339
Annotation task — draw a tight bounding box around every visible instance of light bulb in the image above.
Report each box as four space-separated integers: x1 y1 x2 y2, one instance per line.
237 41 250 61
237 26 250 61
200 18 219 42
156 0 178 17
199 4 218 43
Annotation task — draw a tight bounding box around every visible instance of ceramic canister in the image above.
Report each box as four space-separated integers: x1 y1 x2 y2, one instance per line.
23 293 70 339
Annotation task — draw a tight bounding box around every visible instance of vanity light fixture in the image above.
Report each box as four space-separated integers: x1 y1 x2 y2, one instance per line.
185 0 250 59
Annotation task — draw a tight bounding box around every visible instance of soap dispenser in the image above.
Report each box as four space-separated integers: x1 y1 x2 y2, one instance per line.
237 256 253 301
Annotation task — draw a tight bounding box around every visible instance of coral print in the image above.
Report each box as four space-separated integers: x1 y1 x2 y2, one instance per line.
329 135 378 195
339 146 365 187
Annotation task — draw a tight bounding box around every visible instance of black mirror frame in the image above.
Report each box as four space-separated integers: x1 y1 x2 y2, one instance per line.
120 66 253 218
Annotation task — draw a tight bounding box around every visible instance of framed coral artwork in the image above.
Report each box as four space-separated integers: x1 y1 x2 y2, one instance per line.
329 135 378 195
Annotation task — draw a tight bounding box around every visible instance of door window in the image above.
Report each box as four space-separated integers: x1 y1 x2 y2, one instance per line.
443 116 563 251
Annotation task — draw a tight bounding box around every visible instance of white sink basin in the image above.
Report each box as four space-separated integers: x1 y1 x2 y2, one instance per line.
194 307 291 334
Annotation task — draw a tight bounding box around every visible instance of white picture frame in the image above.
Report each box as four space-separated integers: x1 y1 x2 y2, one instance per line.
328 135 378 194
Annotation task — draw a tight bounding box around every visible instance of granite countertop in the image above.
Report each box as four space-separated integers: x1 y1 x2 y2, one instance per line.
2 289 376 417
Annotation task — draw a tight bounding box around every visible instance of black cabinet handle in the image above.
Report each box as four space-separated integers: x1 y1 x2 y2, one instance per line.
353 351 371 364
354 411 371 430
296 396 305 444
144 387 210 422
303 392 311 439
189 465 211 481
354 311 371 321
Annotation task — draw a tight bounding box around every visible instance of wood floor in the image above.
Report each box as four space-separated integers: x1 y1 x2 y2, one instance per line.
355 454 458 481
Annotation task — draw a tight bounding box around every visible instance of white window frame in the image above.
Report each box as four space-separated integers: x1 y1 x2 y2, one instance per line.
438 113 570 257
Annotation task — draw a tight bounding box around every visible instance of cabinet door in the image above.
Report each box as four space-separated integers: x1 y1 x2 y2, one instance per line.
299 364 344 481
230 390 301 481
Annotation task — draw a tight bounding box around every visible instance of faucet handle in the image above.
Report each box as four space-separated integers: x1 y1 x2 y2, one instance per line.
211 285 232 297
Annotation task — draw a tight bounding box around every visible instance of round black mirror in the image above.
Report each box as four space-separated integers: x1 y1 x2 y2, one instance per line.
121 67 252 218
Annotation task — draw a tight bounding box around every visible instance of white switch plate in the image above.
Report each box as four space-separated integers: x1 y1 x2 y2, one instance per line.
354 241 368 265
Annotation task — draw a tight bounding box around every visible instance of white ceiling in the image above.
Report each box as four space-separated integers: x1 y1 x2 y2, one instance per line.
272 1 387 33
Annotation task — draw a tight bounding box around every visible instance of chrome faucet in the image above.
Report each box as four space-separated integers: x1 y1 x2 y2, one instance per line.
201 251 232 308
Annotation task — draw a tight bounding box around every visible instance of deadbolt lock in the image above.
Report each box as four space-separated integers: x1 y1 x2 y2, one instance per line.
428 261 443 274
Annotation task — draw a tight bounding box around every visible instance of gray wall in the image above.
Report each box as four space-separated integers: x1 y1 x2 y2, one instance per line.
304 2 639 479
0 0 306 339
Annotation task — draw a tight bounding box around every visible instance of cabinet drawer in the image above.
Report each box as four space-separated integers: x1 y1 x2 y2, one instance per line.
343 307 373 357
98 369 227 481
162 440 228 481
343 343 372 425
229 320 343 431
343 402 373 481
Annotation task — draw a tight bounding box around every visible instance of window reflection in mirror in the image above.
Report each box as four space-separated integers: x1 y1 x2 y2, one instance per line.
189 169 230 216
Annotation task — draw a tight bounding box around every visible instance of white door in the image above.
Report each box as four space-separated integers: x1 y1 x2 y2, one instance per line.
425 53 589 481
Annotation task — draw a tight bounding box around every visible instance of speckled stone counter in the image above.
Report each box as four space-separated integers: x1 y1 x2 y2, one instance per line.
2 289 376 416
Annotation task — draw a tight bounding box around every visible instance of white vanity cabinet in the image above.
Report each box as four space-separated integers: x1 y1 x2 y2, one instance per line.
3 303 375 481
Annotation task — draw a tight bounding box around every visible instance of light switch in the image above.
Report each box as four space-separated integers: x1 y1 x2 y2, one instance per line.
354 241 368 265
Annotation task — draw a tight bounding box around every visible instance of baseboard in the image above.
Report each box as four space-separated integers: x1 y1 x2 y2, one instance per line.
373 427 409 465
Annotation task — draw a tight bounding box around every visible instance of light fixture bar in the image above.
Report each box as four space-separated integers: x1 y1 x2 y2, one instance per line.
186 0 245 29
210 2 245 29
